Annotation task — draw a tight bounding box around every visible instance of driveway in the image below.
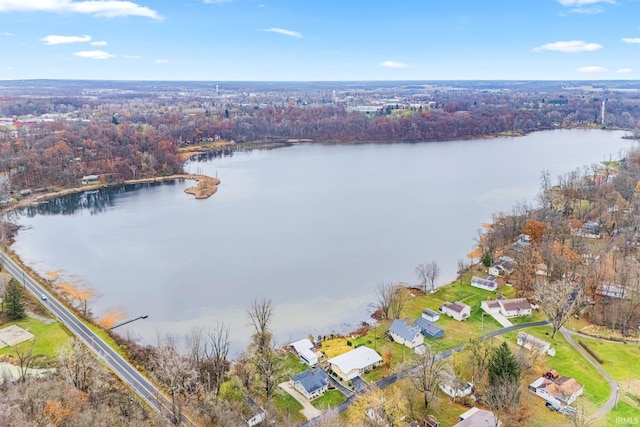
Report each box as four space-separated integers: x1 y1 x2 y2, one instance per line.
485 311 513 328
278 381 322 420
560 327 618 423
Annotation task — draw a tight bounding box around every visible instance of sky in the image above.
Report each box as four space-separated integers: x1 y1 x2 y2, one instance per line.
0 0 639 81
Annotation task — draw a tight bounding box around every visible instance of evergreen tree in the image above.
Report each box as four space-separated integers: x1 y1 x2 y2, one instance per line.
3 277 26 320
488 341 520 386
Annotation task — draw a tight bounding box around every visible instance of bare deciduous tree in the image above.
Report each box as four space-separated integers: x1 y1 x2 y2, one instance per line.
204 322 231 397
247 297 273 356
467 337 495 392
534 279 585 338
13 339 35 383
409 345 448 409
58 339 101 393
415 261 440 293
375 282 395 320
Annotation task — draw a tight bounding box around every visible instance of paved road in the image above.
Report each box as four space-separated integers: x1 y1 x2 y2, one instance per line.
0 250 192 426
302 320 550 427
560 327 618 423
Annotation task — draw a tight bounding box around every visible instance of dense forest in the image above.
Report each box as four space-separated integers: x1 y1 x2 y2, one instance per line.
1 80 640 193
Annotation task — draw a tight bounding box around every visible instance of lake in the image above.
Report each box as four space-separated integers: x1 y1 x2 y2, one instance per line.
10 129 635 354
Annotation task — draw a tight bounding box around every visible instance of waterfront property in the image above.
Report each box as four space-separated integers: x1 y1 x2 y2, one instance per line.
413 317 444 339
470 275 498 292
290 338 319 366
388 319 424 349
327 346 382 381
440 301 471 321
290 367 329 400
596 282 628 299
488 256 515 277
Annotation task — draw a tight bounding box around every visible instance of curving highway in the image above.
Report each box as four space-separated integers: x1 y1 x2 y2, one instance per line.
0 250 193 426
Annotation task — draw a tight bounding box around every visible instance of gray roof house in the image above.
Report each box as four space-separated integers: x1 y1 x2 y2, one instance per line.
414 317 444 339
389 319 424 349
291 367 330 400
421 308 440 322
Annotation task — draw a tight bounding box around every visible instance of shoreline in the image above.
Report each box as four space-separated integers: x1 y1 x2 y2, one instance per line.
0 173 220 216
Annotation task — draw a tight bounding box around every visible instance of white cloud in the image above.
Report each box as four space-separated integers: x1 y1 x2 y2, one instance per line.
380 61 408 69
622 38 640 44
262 27 302 38
123 54 141 58
617 68 632 73
565 6 605 14
155 58 168 64
42 34 91 45
532 40 602 53
73 50 115 59
1 31 12 36
0 1 162 20
556 0 614 5
90 40 107 46
576 66 608 72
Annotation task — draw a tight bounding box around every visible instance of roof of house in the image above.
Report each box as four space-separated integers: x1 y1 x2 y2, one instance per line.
422 308 439 318
454 407 499 427
499 298 531 312
531 375 583 402
596 282 627 298
290 338 317 363
414 318 444 336
471 276 498 289
517 332 550 349
483 300 501 310
441 371 472 392
328 346 382 373
291 367 329 394
443 301 470 313
389 319 422 342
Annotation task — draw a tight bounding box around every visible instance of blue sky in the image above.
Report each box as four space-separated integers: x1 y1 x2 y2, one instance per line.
0 0 639 81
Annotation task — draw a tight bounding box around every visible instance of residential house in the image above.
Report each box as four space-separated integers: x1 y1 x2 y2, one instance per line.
513 234 531 252
529 372 584 407
482 297 532 318
389 319 424 349
421 308 440 322
81 174 99 185
470 275 498 292
290 338 318 366
440 301 471 321
453 407 500 427
414 317 444 339
328 346 382 381
439 371 473 399
517 332 551 354
488 256 515 277
596 282 628 299
290 367 330 400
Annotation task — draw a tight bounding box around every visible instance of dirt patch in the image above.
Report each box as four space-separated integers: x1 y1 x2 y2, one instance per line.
0 324 35 347
184 175 220 199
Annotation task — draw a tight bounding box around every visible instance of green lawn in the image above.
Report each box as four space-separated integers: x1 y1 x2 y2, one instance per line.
0 318 71 366
272 391 305 423
282 352 308 377
575 337 640 381
502 326 611 407
311 390 345 410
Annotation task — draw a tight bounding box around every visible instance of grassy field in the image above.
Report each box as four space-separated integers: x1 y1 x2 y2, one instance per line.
311 389 345 410
272 391 305 423
0 318 71 366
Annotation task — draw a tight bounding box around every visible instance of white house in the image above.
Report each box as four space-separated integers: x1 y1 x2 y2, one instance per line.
439 372 473 399
291 367 329 400
517 332 551 354
596 282 628 299
290 338 318 366
328 346 382 381
440 301 471 321
488 256 515 277
482 298 531 318
470 275 498 292
421 308 440 322
529 372 584 408
389 319 424 349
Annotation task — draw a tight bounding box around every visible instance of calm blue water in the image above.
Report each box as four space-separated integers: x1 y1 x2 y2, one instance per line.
11 129 634 353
